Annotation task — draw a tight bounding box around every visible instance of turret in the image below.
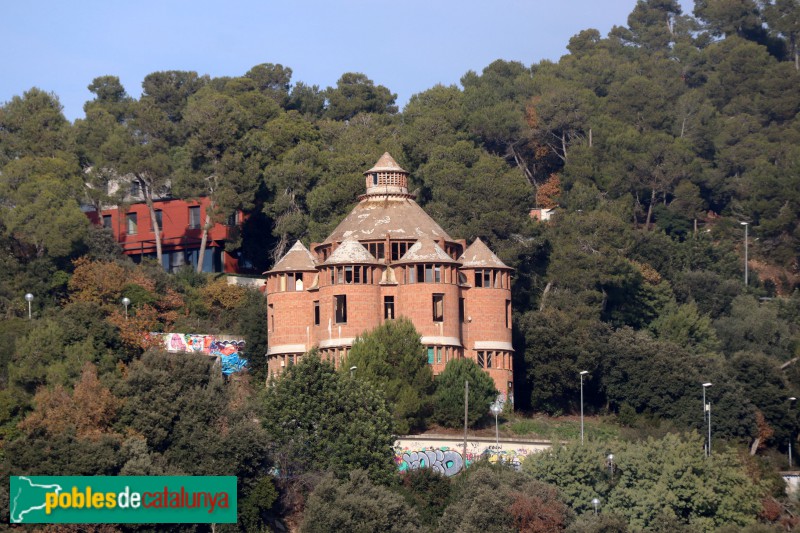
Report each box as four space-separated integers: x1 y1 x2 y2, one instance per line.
458 238 514 400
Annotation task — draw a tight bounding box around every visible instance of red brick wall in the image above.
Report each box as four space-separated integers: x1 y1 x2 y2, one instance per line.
267 263 515 395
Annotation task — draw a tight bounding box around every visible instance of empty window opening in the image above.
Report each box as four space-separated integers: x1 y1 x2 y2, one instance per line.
335 295 347 324
314 300 320 325
433 294 444 322
408 265 417 283
384 296 395 320
392 242 410 261
367 242 385 260
285 272 303 291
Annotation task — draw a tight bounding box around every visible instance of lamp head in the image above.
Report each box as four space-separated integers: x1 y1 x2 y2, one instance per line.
702 382 712 388
791 397 797 402
24 293 34 302
349 366 357 371
740 221 749 226
592 498 600 505
579 370 589 375
490 403 502 415
122 297 131 306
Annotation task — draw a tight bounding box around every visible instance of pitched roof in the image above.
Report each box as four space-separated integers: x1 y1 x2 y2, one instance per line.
458 238 511 269
395 236 458 264
323 196 452 244
266 241 317 273
364 152 407 174
323 238 380 265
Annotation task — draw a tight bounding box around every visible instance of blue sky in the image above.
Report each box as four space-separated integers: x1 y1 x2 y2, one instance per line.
3 1 656 122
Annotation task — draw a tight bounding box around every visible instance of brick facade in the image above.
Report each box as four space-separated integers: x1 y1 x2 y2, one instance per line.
265 154 514 399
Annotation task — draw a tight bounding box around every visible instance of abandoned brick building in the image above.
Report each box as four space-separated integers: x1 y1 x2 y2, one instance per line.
264 153 514 398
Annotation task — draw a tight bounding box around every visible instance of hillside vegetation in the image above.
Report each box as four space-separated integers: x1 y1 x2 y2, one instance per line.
1 0 800 530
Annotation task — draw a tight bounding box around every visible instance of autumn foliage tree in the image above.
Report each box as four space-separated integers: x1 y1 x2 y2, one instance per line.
536 173 561 209
19 362 120 439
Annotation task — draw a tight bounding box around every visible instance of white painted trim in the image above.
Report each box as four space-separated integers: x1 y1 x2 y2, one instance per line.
318 337 356 349
267 344 306 356
420 336 462 346
474 341 514 351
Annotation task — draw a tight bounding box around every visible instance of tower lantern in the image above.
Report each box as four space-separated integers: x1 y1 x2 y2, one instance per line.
363 152 409 197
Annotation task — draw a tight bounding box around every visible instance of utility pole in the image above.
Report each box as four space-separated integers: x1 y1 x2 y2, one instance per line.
463 380 469 475
741 221 749 286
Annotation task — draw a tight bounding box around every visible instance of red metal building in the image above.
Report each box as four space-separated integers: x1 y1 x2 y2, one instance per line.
85 195 242 273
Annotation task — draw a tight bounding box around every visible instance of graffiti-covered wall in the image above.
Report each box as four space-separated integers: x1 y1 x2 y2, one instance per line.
394 436 551 477
155 333 248 375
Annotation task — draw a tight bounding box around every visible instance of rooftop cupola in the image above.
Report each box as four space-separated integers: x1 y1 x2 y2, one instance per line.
363 152 410 197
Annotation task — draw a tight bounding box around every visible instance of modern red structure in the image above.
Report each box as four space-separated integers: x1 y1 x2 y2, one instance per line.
264 153 514 400
85 195 242 273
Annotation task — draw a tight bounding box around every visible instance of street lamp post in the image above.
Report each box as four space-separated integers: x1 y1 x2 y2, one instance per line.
591 498 600 516
703 382 712 457
790 397 797 469
24 293 34 320
606 453 615 477
122 297 131 320
580 370 589 445
740 222 749 286
349 366 357 378
490 403 502 447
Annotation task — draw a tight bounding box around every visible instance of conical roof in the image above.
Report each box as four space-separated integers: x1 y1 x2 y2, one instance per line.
364 152 407 174
395 236 458 264
458 238 511 269
266 240 317 273
323 238 380 265
323 196 452 244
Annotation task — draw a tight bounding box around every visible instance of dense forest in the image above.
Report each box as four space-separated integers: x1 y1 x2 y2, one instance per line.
2 0 800 530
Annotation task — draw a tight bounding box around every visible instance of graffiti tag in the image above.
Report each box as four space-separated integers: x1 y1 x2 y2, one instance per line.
400 449 464 477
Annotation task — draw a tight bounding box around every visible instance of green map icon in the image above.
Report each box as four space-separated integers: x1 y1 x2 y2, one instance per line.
10 476 63 523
